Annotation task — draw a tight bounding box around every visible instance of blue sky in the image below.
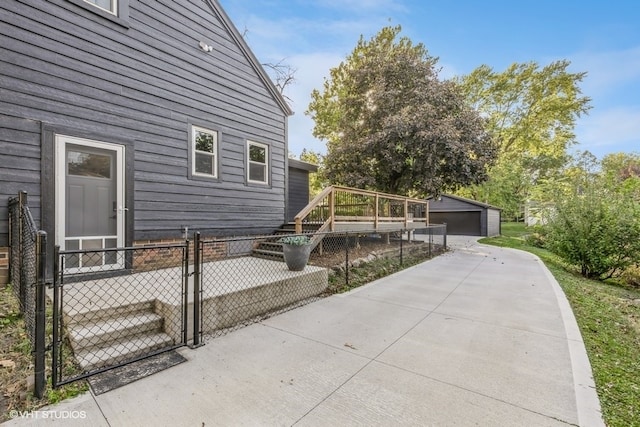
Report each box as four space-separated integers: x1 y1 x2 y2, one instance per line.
219 0 640 160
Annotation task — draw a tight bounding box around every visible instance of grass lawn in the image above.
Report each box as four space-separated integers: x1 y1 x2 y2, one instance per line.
480 223 640 427
0 286 87 422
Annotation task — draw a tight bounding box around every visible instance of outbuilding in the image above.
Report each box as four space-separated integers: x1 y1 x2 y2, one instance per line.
287 159 318 222
428 194 501 237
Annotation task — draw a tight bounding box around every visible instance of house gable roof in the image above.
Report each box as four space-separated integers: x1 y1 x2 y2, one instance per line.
288 158 318 172
205 0 293 116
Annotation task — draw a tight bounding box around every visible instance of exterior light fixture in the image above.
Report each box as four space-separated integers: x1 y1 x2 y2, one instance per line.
199 41 213 52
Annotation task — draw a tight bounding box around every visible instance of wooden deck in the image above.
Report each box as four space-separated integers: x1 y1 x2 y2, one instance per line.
333 220 428 232
294 185 429 235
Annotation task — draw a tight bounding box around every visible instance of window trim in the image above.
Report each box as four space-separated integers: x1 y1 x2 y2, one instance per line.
246 140 269 185
82 0 117 15
67 0 130 28
190 125 219 180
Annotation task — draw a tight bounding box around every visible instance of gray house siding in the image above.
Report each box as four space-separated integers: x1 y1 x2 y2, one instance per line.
286 159 318 222
487 209 501 237
0 0 291 252
0 115 43 238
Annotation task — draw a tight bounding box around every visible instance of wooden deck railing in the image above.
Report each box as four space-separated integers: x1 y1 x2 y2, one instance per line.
293 185 429 234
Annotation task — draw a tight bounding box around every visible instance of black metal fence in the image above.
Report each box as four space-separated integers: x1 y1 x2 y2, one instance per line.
7 192 39 344
311 226 447 294
7 191 48 398
196 233 329 342
194 225 447 343
52 243 190 387
48 226 448 379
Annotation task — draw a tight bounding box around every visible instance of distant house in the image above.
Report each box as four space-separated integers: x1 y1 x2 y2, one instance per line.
0 0 295 283
524 201 555 227
428 194 501 237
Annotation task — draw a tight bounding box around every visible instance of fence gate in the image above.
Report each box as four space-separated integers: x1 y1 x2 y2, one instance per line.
51 242 191 387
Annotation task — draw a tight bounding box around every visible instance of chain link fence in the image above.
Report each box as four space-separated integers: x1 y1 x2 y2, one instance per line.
197 234 328 341
196 224 447 342
52 243 190 387
311 225 447 294
8 192 38 345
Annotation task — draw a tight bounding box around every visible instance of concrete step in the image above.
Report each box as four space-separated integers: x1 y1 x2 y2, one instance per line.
75 331 175 371
64 300 155 326
68 312 164 352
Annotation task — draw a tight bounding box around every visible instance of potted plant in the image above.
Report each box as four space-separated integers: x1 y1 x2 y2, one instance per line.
279 235 312 271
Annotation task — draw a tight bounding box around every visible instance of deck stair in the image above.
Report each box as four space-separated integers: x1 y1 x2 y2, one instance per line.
252 223 322 261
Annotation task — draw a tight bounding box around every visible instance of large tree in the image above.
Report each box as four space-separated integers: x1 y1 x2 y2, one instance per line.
457 61 591 218
306 26 497 197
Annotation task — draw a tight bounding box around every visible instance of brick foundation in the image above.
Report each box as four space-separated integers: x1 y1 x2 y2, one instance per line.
132 238 227 272
0 238 231 283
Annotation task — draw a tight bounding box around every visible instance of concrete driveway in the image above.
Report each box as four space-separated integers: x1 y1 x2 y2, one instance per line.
4 236 604 426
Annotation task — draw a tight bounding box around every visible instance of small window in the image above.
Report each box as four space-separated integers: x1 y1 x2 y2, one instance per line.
67 150 112 178
192 126 218 178
247 141 268 184
83 0 117 15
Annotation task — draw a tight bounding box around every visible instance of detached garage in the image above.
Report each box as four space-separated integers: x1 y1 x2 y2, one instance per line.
428 194 501 237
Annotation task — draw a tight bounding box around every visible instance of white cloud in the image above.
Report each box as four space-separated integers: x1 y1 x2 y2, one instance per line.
570 46 640 97
241 14 396 62
577 106 640 151
568 46 640 156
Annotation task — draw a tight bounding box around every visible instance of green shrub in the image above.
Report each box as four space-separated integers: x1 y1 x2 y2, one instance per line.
524 225 548 248
545 182 640 279
622 265 640 288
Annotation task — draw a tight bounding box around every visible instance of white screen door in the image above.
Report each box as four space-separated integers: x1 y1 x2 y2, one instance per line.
55 135 125 272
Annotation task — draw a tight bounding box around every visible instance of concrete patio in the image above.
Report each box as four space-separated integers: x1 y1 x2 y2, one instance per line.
54 257 328 370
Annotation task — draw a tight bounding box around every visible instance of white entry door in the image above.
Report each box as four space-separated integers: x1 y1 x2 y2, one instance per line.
55 135 125 272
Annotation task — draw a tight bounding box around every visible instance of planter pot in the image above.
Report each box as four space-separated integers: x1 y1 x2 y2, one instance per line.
282 243 312 271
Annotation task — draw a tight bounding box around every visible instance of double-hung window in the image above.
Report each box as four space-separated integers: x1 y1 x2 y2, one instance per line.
247 141 268 185
192 126 218 179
